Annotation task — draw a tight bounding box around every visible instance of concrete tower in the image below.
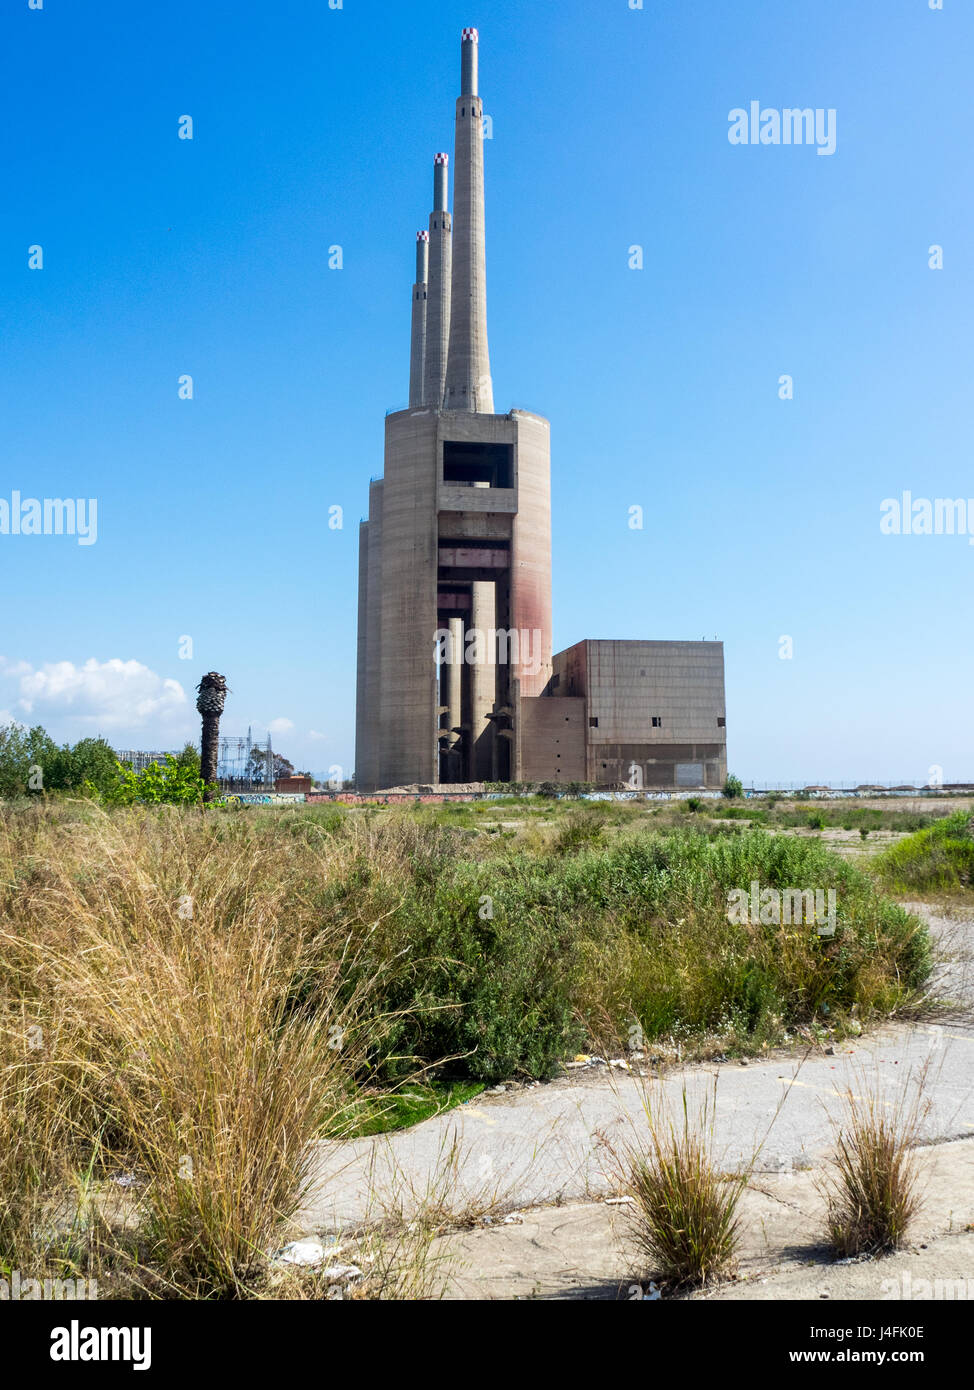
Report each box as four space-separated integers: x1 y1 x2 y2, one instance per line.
355 28 552 790
423 155 452 409
443 28 493 413
353 27 727 793
408 231 429 408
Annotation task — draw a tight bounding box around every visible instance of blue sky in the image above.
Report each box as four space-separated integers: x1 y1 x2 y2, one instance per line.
1 0 970 785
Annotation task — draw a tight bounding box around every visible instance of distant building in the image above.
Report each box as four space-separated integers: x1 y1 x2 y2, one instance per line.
276 775 313 795
355 30 727 791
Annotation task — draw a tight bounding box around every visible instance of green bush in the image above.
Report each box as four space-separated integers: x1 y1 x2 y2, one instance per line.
321 820 931 1081
722 775 743 800
103 755 209 807
874 811 974 893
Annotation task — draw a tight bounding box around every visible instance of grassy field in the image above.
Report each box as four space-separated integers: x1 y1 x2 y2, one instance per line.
0 795 936 1296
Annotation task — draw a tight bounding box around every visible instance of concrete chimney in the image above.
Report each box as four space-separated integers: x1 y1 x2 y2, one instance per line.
423 154 452 409
408 231 429 408
443 28 493 413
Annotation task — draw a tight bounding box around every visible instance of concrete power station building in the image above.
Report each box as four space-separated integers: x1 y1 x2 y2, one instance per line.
355 29 727 792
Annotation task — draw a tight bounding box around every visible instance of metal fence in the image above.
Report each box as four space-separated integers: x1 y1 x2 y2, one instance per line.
115 731 277 791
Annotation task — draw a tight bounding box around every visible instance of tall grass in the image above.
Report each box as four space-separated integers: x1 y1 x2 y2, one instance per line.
0 799 935 1295
821 1067 927 1257
608 1078 749 1288
0 801 380 1295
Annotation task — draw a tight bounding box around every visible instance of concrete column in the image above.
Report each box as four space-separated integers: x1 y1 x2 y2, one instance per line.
377 413 439 788
424 155 452 408
439 614 464 782
363 480 384 790
468 474 495 779
469 580 496 781
444 29 493 413
354 519 370 787
445 616 463 739
408 232 429 408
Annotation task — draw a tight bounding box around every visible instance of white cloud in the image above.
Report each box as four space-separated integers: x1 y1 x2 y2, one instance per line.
267 717 295 734
0 658 189 731
308 730 327 741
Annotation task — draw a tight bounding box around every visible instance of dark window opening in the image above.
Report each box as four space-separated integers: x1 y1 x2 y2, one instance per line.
589 717 598 728
652 717 662 728
443 440 513 488
717 717 726 728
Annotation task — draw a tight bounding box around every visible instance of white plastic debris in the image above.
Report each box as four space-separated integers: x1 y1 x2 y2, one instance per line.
276 1240 327 1267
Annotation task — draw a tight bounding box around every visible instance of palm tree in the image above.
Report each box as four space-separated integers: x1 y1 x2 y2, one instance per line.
196 672 229 803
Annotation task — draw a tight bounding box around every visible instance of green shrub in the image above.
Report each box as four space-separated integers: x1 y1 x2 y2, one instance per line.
874 811 974 893
324 820 931 1080
103 755 209 807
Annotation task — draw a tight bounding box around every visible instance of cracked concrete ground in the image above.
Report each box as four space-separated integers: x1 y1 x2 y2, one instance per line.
432 1137 974 1300
295 901 974 1300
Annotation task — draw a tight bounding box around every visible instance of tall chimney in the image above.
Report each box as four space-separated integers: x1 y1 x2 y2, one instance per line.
408 231 429 407
423 154 452 408
443 28 493 413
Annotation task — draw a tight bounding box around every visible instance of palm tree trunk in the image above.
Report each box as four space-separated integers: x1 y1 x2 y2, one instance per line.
201 712 219 800
196 672 229 805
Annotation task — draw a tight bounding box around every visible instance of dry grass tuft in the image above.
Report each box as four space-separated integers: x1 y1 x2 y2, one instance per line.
0 802 385 1296
607 1077 750 1288
822 1066 928 1257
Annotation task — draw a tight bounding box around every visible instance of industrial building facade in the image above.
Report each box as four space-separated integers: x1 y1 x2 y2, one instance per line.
355 30 727 792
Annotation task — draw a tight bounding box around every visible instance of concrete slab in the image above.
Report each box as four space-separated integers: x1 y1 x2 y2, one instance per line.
429 1138 974 1300
297 1023 974 1232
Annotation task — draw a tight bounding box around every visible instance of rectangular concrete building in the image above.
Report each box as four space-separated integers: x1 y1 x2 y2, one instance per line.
549 640 727 789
